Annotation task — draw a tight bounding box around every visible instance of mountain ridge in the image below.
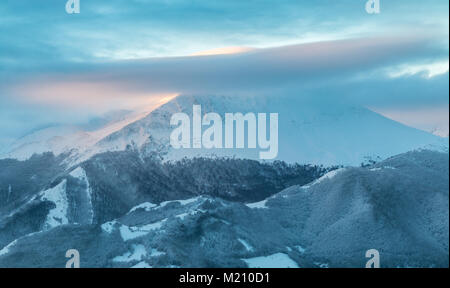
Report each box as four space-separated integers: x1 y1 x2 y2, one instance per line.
1 94 447 167
0 149 447 268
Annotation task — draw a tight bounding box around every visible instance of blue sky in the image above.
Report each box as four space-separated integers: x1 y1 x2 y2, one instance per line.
0 0 448 145
1 0 448 63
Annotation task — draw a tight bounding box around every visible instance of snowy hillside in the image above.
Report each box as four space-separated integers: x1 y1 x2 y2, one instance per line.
0 150 447 268
1 94 446 167
3 94 446 167
80 94 449 166
0 153 327 250
0 109 151 165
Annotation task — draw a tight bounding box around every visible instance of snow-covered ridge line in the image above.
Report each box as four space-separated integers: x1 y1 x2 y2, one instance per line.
0 107 154 166
127 196 204 214
0 239 18 256
369 166 396 171
101 196 211 242
0 230 45 257
119 219 168 241
2 94 447 167
246 167 347 209
302 168 346 189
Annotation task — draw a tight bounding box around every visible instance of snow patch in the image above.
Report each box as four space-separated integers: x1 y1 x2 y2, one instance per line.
113 244 147 263
129 202 157 213
149 248 166 257
40 180 69 230
0 239 18 256
175 209 205 220
119 219 167 241
7 184 12 203
0 230 46 257
219 219 231 225
303 168 345 188
177 197 201 206
159 196 202 209
101 220 117 234
246 199 268 209
238 238 254 252
70 167 85 179
370 166 397 171
314 262 329 268
294 245 306 254
242 253 299 268
132 261 152 268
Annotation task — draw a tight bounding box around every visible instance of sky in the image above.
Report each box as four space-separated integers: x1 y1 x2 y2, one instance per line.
0 0 449 147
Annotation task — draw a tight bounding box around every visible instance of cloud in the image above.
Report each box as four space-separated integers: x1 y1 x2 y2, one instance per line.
372 106 449 137
190 47 255 56
387 61 449 78
0 0 448 68
0 1 448 140
8 35 446 102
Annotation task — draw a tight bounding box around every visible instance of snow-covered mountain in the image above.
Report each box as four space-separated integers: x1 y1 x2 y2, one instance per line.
1 94 447 167
0 109 151 164
0 151 329 258
0 150 447 268
0 94 448 268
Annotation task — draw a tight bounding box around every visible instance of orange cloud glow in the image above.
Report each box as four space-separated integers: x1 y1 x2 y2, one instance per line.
10 79 178 113
190 46 254 56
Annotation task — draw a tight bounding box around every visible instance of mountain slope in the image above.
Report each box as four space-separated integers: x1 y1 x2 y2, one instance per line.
0 109 151 164
95 94 446 166
1 94 446 167
0 152 327 250
0 150 447 268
